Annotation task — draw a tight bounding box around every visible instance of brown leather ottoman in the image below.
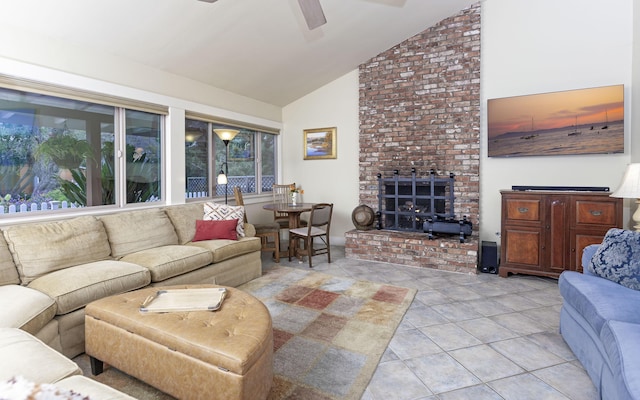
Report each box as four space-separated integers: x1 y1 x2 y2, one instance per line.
84 285 273 400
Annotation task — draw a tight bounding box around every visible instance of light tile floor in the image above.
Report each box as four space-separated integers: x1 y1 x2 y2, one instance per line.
262 246 598 400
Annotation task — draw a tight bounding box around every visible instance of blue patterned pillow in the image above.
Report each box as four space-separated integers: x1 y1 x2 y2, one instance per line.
588 228 640 290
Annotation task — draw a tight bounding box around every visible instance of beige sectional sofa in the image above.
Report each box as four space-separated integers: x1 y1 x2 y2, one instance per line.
0 327 136 399
0 201 263 398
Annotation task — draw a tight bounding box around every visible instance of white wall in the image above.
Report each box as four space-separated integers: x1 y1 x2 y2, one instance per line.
633 0 640 161
480 0 634 241
0 24 281 122
281 70 360 245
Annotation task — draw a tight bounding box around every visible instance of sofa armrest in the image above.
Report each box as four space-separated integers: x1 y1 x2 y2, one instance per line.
582 244 600 276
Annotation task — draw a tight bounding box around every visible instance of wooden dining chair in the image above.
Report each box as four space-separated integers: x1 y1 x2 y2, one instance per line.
233 187 281 262
272 183 294 229
288 203 333 268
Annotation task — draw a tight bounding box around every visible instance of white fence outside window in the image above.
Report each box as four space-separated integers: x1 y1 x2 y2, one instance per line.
0 201 79 215
186 175 276 199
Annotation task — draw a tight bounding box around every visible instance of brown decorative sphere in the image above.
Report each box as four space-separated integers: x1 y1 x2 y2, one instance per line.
352 205 375 230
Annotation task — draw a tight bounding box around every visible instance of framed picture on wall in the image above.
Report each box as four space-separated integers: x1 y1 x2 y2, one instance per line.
303 127 337 160
487 84 624 157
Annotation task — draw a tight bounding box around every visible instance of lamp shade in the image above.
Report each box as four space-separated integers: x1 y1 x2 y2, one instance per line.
213 129 239 142
217 172 227 185
611 163 640 198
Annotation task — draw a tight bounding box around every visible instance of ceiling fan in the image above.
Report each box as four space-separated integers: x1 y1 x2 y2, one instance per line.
198 0 326 30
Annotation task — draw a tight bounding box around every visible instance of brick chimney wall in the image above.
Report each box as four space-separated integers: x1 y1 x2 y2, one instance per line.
345 3 481 273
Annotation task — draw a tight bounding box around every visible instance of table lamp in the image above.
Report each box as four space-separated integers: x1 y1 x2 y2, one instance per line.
213 129 239 204
611 163 640 232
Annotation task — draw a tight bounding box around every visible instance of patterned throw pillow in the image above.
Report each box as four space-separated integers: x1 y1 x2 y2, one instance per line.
588 228 640 290
203 202 245 238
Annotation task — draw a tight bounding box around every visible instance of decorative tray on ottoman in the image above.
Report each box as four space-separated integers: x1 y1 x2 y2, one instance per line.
140 287 227 313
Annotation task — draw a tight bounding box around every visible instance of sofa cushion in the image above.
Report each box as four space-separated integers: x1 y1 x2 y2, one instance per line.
0 285 56 335
0 375 89 400
56 375 136 399
164 203 205 245
3 216 111 285
99 208 179 258
0 328 81 384
0 233 19 286
120 245 212 283
204 202 245 238
193 219 238 241
188 236 261 263
559 271 640 336
27 260 151 315
588 228 640 290
600 320 640 400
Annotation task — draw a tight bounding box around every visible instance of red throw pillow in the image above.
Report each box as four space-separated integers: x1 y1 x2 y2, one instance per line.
192 219 238 241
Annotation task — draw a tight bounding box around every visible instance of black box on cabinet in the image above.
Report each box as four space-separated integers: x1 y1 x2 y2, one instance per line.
480 241 498 274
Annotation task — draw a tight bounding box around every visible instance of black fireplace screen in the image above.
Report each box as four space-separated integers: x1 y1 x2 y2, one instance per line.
377 169 455 232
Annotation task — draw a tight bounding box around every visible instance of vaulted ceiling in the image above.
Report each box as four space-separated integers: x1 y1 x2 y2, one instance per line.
3 0 476 106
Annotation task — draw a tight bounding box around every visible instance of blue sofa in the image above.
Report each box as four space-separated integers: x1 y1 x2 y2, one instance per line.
559 229 640 400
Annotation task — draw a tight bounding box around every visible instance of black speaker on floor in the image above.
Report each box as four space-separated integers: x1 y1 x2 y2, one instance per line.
480 241 498 274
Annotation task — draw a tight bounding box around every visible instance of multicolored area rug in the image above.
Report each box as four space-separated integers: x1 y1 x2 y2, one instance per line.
74 266 415 400
241 266 416 400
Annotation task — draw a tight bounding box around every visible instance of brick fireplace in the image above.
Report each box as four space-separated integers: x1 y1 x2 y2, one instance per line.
345 3 481 274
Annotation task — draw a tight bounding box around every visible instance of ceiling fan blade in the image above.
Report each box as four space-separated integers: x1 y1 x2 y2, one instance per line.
298 0 326 30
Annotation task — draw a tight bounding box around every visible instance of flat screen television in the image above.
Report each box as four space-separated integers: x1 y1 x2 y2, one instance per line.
487 84 624 157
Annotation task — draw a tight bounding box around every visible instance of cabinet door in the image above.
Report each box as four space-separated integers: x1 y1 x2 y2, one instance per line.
547 197 568 274
503 227 542 270
571 231 607 272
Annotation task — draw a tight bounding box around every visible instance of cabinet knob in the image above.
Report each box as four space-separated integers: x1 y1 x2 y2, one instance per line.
590 210 602 216
518 207 529 213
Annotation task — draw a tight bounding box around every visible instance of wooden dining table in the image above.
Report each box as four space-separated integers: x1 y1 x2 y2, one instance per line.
262 202 315 229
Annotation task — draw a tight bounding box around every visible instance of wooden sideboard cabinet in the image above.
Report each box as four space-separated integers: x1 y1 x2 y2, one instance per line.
499 190 622 278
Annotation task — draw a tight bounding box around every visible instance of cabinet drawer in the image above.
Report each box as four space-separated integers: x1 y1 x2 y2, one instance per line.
505 199 541 222
575 201 617 226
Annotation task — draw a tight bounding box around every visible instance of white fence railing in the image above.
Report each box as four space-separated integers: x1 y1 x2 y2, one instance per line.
185 175 277 199
0 175 279 213
0 201 79 215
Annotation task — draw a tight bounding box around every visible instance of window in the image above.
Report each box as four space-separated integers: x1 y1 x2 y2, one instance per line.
0 86 164 215
185 118 277 199
124 110 162 204
185 119 209 197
